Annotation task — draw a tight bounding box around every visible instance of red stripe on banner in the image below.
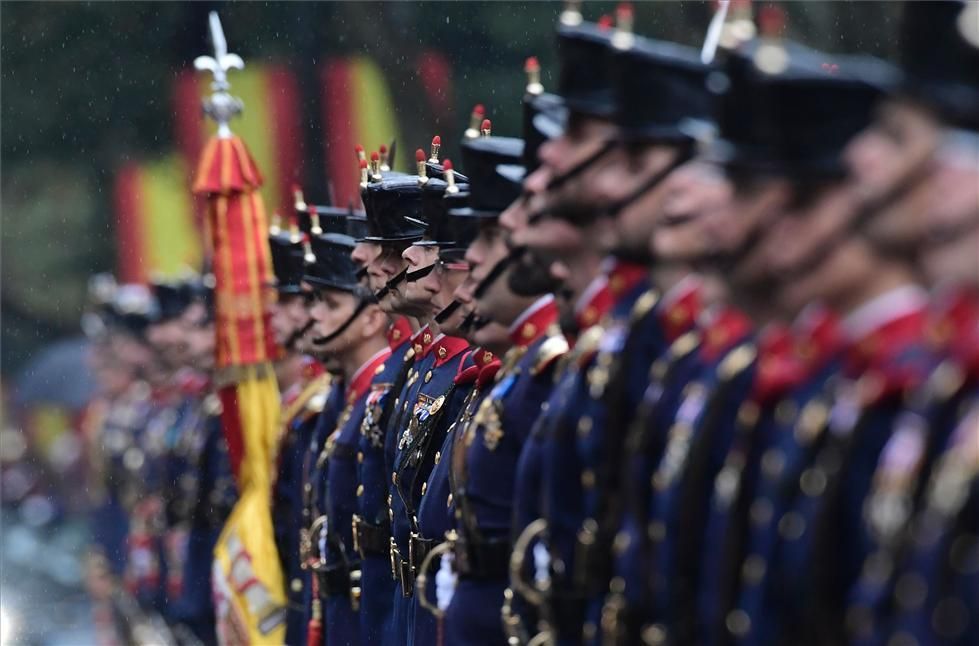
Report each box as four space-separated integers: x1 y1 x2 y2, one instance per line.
173 70 207 227
267 67 303 213
416 50 454 125
219 384 245 484
114 164 146 283
321 61 359 209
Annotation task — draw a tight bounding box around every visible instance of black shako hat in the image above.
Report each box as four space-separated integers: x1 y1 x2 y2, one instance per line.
268 225 306 294
452 136 525 218
410 177 479 263
360 175 426 243
150 278 195 322
303 233 361 293
611 35 715 143
523 92 567 174
709 40 896 178
556 20 618 118
899 0 979 131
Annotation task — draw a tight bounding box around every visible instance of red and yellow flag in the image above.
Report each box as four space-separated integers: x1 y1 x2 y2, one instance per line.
113 155 203 283
193 130 286 644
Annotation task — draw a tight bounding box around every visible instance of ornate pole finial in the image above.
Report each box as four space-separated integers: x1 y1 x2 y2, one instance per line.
193 12 245 138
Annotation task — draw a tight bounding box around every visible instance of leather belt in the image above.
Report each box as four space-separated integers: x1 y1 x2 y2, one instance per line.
409 532 438 574
389 539 415 597
352 515 390 559
453 535 511 580
315 563 359 598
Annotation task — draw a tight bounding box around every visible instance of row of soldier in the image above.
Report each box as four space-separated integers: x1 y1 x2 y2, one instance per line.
84 1 978 645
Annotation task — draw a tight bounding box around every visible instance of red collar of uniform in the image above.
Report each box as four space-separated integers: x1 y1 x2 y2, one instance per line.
842 286 929 378
657 275 702 343
300 355 325 380
347 347 392 404
575 275 614 330
927 285 979 353
606 259 648 303
700 305 754 363
477 358 503 389
792 304 843 377
751 323 805 404
432 335 470 367
473 347 496 369
175 368 210 397
509 295 558 347
412 324 434 357
387 316 414 351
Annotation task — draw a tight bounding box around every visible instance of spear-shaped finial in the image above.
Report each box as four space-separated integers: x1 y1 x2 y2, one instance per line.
293 184 307 212
429 135 441 163
193 12 245 138
379 144 391 172
444 159 459 194
465 105 485 139
416 149 429 185
524 57 544 96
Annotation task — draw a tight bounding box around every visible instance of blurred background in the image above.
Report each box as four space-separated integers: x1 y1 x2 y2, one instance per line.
1 2 901 643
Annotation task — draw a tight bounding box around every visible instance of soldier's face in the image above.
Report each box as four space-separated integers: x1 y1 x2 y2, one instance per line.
401 244 439 310
594 143 684 254
308 288 358 358
271 293 311 349
369 243 410 312
419 258 469 318
847 99 941 209
701 175 790 273
352 241 381 279
146 317 187 369
920 138 979 287
536 114 618 213
472 320 511 354
467 223 529 327
650 162 733 264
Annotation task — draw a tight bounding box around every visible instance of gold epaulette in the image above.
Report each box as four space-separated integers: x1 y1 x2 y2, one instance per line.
283 373 335 425
718 343 757 382
572 325 605 369
531 334 571 377
629 289 660 325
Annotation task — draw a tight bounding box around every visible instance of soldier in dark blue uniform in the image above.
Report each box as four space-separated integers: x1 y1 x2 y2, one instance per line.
305 231 394 646
691 34 931 646
267 212 336 646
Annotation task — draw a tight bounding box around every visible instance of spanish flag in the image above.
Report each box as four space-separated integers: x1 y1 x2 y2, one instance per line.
113 155 203 283
193 125 286 645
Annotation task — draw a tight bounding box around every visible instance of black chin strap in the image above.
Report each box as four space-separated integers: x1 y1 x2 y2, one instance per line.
374 268 408 301
472 254 513 300
356 266 369 281
285 319 315 350
311 297 372 347
405 263 435 283
545 139 617 192
923 212 979 250
458 311 478 334
529 152 690 227
434 300 462 325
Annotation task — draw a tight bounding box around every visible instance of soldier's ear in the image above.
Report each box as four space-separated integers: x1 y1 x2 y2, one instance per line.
361 304 387 340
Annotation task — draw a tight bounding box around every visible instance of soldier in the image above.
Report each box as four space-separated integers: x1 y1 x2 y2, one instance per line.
304 231 393 646
839 2 979 643
427 123 569 646
690 32 935 646
164 274 238 644
267 210 335 646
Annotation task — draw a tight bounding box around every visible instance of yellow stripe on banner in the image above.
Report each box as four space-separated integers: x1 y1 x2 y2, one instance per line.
214 195 240 367
238 191 264 366
352 57 402 171
143 155 202 277
200 70 279 210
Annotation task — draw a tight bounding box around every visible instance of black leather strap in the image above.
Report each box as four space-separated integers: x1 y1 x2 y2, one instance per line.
353 516 390 558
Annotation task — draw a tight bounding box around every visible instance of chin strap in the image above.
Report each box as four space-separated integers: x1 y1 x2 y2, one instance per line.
545 139 617 192
434 300 462 325
472 254 514 300
530 151 690 227
374 268 408 301
310 295 373 347
406 263 436 283
285 319 316 351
